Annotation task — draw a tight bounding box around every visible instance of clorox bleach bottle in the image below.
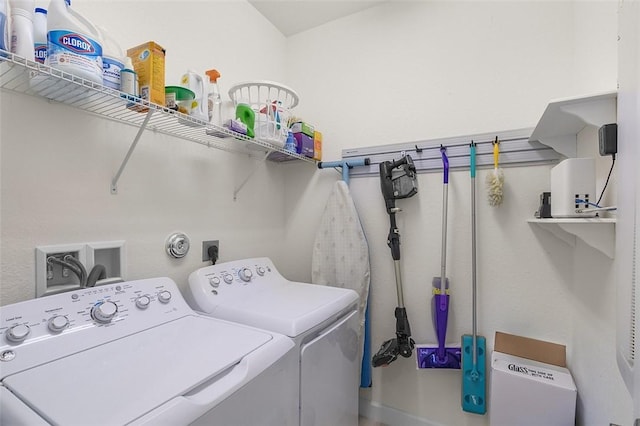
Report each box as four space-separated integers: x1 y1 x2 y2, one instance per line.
0 0 9 54
33 7 47 63
46 0 103 84
97 26 123 90
9 0 35 59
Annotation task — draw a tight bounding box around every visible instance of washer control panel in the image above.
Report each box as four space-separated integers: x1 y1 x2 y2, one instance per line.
0 278 193 377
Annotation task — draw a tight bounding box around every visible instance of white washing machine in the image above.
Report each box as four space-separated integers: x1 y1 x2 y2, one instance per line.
184 257 360 426
0 277 297 426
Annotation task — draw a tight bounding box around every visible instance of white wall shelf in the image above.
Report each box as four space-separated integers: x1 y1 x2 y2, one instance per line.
527 218 616 258
0 51 312 194
529 91 617 158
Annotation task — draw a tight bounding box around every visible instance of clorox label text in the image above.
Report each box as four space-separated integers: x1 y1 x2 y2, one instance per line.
59 33 95 54
34 44 47 63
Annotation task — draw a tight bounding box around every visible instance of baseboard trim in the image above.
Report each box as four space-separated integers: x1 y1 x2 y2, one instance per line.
359 397 444 426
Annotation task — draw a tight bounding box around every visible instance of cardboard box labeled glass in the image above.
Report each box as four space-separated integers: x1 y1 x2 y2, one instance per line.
489 332 577 426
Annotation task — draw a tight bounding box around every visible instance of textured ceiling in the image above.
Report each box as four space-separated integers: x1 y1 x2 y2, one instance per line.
248 1 386 36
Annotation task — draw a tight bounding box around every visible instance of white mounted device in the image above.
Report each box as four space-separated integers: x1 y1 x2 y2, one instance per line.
550 158 597 218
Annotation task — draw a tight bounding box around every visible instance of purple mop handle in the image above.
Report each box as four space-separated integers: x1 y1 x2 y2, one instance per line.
439 146 449 311
441 145 449 184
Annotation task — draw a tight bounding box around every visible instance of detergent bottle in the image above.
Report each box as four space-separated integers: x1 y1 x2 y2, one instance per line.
9 0 35 59
179 70 208 124
33 7 47 63
235 103 255 138
0 0 10 54
46 0 103 84
98 26 123 90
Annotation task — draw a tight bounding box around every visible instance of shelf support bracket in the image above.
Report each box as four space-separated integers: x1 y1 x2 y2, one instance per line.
233 151 271 201
111 109 155 194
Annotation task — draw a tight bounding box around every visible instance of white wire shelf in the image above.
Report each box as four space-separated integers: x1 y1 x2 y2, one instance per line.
0 50 313 165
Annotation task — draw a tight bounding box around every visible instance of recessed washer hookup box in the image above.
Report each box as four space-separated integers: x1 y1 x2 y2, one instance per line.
489 332 576 426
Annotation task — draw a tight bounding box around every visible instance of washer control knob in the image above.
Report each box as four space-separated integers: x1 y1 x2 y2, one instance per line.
223 273 234 284
209 277 220 288
158 290 172 304
48 315 69 332
135 295 151 309
6 324 31 343
238 268 253 282
256 266 266 276
91 301 118 323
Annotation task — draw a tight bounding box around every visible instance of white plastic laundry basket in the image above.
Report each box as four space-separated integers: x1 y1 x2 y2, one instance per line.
228 81 299 147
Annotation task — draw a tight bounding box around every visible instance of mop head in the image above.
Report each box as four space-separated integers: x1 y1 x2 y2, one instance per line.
416 278 461 369
417 345 462 369
486 168 504 206
461 334 487 414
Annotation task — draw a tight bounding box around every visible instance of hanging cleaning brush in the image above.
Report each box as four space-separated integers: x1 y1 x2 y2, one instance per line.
486 136 504 206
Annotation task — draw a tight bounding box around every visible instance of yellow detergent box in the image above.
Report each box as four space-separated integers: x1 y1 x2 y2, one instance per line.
313 130 322 161
127 41 166 110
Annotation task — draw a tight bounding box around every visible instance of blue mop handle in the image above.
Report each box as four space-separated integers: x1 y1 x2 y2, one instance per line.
470 143 476 178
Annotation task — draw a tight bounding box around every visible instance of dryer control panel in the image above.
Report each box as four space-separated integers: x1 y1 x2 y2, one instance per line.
0 278 193 377
193 257 280 293
186 257 286 309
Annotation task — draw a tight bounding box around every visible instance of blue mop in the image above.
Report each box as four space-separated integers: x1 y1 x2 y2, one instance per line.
461 141 487 414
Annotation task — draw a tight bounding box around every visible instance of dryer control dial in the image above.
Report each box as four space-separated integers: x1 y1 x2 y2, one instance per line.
91 301 118 323
5 324 31 343
238 268 253 282
256 266 266 276
223 273 234 284
135 295 151 309
47 315 69 332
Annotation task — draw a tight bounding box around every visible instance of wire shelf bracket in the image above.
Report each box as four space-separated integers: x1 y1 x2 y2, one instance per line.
110 109 155 194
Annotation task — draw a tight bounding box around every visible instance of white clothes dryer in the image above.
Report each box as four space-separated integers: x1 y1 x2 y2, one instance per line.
185 257 360 426
0 277 297 426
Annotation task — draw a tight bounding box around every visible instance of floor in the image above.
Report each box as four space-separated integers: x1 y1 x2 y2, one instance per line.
358 416 387 426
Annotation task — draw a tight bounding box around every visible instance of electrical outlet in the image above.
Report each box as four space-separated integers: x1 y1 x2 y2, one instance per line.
36 244 87 297
202 240 220 262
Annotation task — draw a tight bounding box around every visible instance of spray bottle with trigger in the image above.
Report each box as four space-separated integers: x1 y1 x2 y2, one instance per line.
205 69 228 138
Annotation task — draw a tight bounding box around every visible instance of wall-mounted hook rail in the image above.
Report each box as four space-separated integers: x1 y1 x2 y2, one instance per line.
341 128 561 178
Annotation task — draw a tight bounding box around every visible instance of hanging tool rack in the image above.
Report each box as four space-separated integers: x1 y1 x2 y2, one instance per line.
341 128 561 178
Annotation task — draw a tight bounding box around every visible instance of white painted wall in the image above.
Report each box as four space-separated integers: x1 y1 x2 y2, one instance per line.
615 0 640 421
0 1 634 425
283 1 632 425
1 0 289 304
